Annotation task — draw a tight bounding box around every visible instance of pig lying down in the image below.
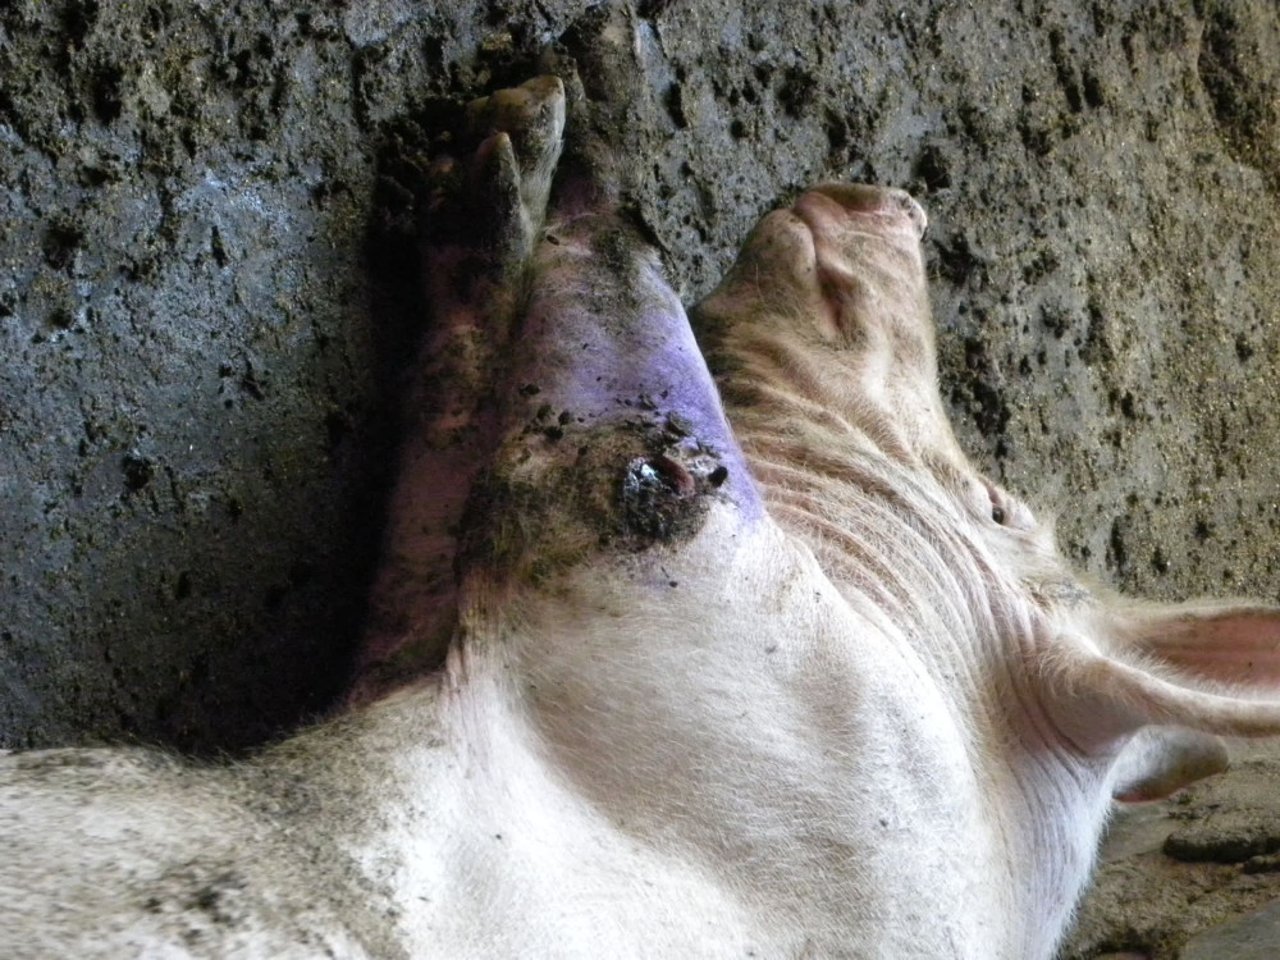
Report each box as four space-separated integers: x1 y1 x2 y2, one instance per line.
6 73 1280 960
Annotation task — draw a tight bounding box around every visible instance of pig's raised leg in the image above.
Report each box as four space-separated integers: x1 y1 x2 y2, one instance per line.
352 77 566 702
453 81 762 591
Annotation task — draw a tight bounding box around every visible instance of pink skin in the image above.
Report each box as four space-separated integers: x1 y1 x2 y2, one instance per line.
500 182 763 519
10 72 1280 960
351 75 1280 958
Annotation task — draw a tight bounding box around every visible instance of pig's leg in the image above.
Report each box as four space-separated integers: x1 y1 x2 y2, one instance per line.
453 74 762 590
352 78 566 702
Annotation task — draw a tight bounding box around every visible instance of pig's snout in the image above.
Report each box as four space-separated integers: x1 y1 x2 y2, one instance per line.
792 184 928 242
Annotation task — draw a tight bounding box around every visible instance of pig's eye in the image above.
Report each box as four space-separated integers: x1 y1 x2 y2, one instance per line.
980 479 1038 532
969 476 1033 531
984 481 1012 526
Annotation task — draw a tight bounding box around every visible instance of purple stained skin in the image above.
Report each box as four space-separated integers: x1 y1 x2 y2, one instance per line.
355 77 764 701
505 203 763 520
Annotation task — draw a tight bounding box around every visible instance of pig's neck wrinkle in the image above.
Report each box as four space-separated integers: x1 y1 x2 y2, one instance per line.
743 431 1115 956
979 726 1113 956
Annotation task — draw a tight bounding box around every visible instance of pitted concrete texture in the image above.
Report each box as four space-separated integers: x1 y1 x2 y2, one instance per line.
1180 900 1280 960
3 1 1280 955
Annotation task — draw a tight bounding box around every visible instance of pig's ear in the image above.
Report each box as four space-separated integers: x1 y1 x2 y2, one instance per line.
1115 603 1280 688
1049 605 1280 740
1109 728 1229 802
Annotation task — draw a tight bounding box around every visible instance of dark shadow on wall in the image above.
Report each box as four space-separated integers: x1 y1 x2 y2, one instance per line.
0 0 597 756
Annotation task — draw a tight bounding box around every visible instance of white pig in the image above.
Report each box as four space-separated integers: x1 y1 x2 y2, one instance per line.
3 73 1280 960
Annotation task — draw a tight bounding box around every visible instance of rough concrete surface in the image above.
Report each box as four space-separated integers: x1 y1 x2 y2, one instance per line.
2 0 1279 955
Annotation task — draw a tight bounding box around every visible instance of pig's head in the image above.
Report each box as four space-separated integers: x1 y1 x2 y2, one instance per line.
682 180 1280 950
698 179 1280 765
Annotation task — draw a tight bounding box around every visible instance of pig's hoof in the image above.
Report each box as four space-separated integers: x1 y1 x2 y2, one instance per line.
464 75 565 235
427 75 565 275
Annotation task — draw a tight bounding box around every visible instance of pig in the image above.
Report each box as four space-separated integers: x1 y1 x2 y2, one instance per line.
4 69 1280 960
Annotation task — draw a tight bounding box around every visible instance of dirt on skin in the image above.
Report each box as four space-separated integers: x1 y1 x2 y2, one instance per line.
2 1 1279 956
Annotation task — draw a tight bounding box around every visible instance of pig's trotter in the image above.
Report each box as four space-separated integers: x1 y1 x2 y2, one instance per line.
459 74 566 268
354 77 566 702
413 75 567 439
424 75 566 315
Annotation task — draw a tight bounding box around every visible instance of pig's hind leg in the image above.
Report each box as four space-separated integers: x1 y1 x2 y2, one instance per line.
353 77 567 702
453 67 763 594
